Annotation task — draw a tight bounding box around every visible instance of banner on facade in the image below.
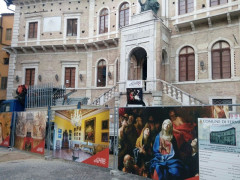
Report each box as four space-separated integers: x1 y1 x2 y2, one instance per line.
198 118 240 179
0 112 12 147
126 80 143 88
118 106 232 180
14 111 47 155
52 108 109 168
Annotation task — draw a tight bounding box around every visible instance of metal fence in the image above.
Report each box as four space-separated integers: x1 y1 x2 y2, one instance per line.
26 83 66 108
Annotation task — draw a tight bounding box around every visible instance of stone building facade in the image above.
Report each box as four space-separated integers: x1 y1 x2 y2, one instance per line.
0 13 14 100
3 0 240 110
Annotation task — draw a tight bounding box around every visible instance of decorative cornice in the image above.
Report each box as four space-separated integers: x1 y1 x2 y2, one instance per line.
3 38 119 54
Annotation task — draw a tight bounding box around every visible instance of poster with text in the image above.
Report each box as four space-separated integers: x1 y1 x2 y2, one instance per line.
14 111 47 155
0 112 12 147
198 118 240 180
53 109 110 168
118 106 227 180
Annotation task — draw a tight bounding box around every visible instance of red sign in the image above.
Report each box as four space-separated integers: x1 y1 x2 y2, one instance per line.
82 148 109 168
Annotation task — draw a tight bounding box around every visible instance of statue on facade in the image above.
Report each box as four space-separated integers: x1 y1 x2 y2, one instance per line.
138 0 160 14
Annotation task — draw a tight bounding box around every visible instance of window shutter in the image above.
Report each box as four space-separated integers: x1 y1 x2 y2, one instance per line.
25 69 35 86
187 54 195 81
65 68 75 88
65 68 71 88
71 68 76 87
179 56 186 81
34 22 38 38
222 49 231 79
212 51 221 79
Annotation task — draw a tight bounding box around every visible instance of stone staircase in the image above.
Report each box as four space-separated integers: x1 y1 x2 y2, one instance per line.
91 79 204 106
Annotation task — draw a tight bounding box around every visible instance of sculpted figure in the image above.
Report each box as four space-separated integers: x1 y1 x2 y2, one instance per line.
138 0 160 14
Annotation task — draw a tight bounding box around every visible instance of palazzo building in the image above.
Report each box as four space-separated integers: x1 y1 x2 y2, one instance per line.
3 0 240 111
0 13 14 101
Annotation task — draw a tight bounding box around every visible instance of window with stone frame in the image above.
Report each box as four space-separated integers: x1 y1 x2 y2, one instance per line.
97 60 106 87
5 28 12 40
212 99 233 111
99 8 108 34
4 58 9 65
1 77 8 89
28 22 38 38
67 19 77 36
179 0 194 15
119 2 129 28
179 46 195 81
25 68 35 86
212 41 231 80
65 67 76 88
210 0 228 7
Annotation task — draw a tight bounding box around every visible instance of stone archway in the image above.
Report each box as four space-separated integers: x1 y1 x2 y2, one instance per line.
128 47 147 81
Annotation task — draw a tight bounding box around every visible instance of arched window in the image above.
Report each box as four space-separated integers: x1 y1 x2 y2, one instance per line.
99 8 108 34
179 46 195 81
97 60 106 87
210 0 228 7
179 0 194 15
212 41 231 79
119 2 129 28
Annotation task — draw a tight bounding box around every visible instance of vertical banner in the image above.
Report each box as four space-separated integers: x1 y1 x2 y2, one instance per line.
14 111 47 155
118 106 215 180
198 118 240 179
126 80 145 106
0 112 12 147
53 109 110 168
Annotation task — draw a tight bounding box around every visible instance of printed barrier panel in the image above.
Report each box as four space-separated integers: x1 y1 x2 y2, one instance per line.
53 108 110 168
0 112 12 147
198 118 240 179
14 111 47 155
118 106 239 180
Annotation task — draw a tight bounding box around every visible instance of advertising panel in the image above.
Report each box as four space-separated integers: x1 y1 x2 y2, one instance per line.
118 106 218 180
198 118 240 179
14 111 47 155
53 108 110 168
0 112 12 147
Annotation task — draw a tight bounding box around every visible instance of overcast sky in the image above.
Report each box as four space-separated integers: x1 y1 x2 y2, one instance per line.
0 0 15 14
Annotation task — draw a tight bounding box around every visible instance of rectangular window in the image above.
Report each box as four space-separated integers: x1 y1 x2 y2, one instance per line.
67 19 77 36
210 0 228 6
1 77 8 89
5 28 12 40
212 99 233 111
28 22 38 38
4 58 9 65
179 0 194 15
25 68 35 86
65 67 76 88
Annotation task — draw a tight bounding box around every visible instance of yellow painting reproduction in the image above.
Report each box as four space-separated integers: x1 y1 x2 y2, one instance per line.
0 112 12 147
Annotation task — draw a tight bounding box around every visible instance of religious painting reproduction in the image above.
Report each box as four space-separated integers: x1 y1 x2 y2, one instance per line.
0 112 12 147
118 106 227 180
14 111 47 155
126 88 144 105
85 118 95 143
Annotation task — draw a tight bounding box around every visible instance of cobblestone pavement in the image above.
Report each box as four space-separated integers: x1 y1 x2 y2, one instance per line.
0 147 148 180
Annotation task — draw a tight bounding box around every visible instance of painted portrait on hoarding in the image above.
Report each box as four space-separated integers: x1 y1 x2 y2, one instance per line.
53 109 110 168
118 106 228 180
14 111 47 155
0 112 12 147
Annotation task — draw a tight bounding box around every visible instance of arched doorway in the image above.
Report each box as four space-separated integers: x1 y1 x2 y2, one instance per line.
128 47 147 81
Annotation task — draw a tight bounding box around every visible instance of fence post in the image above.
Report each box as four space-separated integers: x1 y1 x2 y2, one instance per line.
113 106 119 170
10 111 17 148
47 106 51 158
